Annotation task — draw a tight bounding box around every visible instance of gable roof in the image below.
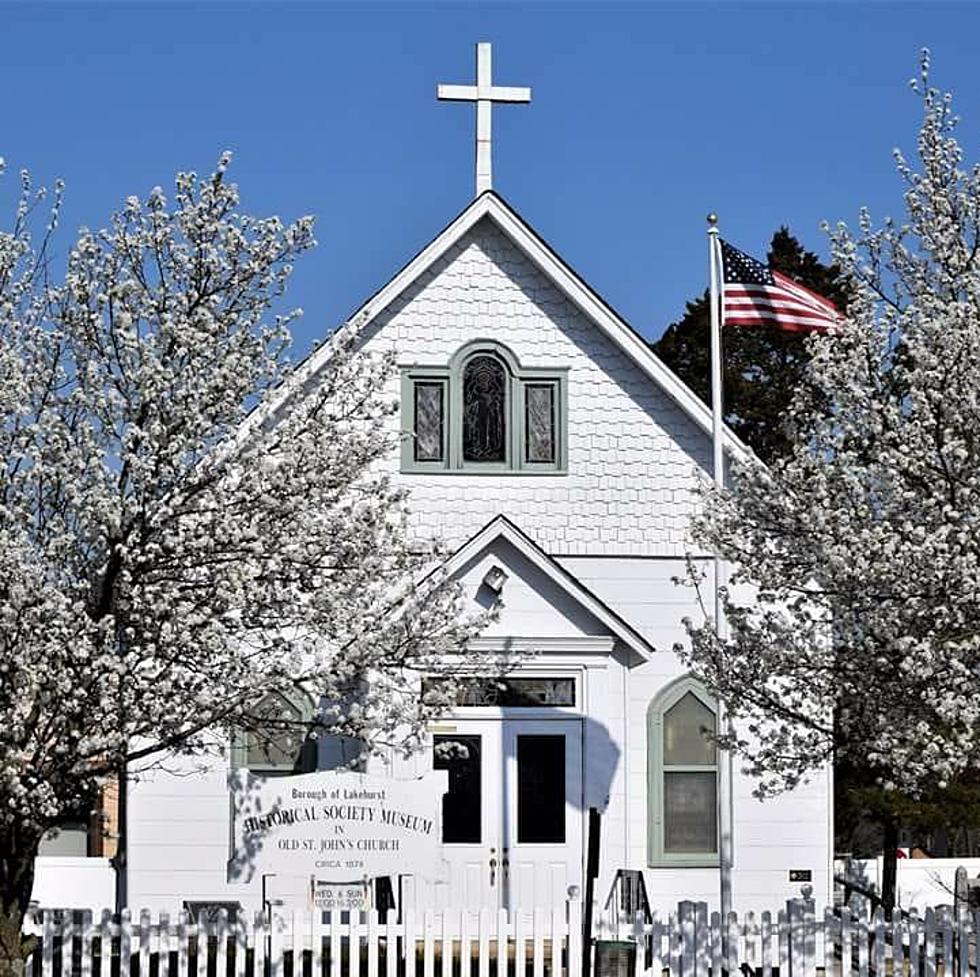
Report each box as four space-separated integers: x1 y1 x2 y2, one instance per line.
281 190 749 462
443 514 656 662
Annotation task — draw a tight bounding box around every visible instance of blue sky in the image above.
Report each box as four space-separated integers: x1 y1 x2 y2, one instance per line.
2 2 979 354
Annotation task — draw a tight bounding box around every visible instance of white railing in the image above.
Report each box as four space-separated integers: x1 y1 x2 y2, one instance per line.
596 898 980 977
25 902 583 977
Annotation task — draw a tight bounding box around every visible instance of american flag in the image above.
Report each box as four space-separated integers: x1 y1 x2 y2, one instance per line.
720 239 840 333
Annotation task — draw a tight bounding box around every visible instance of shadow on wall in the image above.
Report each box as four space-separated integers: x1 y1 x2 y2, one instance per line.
583 716 620 813
227 714 622 888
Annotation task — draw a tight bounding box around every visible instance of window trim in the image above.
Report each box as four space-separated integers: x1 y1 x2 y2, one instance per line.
647 676 720 868
231 689 317 776
400 340 568 475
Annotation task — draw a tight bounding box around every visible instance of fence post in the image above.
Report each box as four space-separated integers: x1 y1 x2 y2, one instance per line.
423 911 435 977
213 910 227 977
891 910 904 977
196 914 208 977
269 910 282 977
40 910 55 977
725 912 738 977
957 907 970 977
350 909 363 977
567 893 583 977
551 905 565 977
777 907 789 977
533 908 547 977
924 908 937 977
367 909 379 977
820 906 834 977
120 909 133 977
79 910 94 977
678 902 694 977
694 903 709 977
709 911 722 977
515 910 527 977
234 912 248 977
941 907 954 977
631 912 645 977
455 911 468 977
138 909 151 977
760 910 772 977
803 896 816 977
667 910 679 977
872 907 886 977
252 910 267 977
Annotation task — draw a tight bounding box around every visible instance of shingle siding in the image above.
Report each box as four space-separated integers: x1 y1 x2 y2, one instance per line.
357 217 711 556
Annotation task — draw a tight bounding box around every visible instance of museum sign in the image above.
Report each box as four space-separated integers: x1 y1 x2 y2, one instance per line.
228 770 448 883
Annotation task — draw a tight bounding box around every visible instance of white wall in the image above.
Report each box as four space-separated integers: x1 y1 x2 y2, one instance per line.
127 749 264 914
111 208 831 916
562 559 832 913
32 858 115 912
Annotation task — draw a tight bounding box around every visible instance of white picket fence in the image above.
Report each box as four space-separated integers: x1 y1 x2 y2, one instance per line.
25 903 582 977
24 899 980 977
597 898 980 977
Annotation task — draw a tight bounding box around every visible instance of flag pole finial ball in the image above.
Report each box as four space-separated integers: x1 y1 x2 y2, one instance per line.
706 213 718 226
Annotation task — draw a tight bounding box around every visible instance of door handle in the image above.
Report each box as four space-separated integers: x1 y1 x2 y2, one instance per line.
489 848 498 886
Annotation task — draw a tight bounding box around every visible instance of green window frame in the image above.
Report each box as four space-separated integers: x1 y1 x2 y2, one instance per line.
232 689 317 777
647 677 720 868
400 340 567 474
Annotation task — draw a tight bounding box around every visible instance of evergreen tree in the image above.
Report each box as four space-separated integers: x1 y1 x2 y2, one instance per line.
651 228 850 463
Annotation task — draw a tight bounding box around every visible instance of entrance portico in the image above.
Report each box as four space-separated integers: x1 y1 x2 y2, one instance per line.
394 514 654 912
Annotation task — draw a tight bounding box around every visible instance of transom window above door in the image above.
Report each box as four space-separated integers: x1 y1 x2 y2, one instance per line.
401 341 567 473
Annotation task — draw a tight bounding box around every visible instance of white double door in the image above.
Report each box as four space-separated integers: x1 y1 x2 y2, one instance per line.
432 718 583 911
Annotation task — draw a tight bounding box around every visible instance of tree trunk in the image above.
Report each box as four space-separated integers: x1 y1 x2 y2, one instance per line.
0 824 43 977
881 816 899 919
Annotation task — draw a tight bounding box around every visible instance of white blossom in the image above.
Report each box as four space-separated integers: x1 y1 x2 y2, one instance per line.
680 53 980 798
0 157 491 934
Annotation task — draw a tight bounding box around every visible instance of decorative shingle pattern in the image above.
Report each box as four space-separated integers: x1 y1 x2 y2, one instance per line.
356 218 711 556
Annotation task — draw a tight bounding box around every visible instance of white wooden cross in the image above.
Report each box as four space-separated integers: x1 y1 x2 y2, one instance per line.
438 43 531 196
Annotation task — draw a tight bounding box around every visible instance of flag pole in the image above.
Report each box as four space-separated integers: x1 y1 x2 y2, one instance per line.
708 213 723 496
707 213 734 924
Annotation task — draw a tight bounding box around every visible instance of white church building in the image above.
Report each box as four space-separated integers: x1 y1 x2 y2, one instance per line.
33 44 831 919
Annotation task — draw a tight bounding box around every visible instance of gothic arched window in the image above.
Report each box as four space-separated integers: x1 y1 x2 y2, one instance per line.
647 677 719 866
401 341 566 473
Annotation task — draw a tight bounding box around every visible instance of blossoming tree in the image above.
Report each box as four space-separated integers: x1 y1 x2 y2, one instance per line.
0 155 485 970
682 55 980 910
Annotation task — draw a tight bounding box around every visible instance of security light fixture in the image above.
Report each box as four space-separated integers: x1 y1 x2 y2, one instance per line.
482 565 509 594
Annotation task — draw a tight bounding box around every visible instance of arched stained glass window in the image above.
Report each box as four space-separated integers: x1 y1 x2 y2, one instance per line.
400 341 566 472
463 355 507 462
